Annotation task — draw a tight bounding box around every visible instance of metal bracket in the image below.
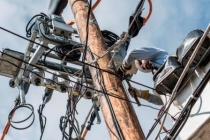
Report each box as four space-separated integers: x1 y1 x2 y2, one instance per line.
89 19 97 25
93 97 101 124
19 81 26 104
24 42 47 77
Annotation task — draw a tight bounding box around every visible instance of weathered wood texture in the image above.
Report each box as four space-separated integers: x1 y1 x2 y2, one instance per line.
68 0 145 139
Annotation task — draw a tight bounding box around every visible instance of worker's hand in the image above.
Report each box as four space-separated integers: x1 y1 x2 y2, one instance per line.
128 87 140 98
128 87 149 100
117 65 131 77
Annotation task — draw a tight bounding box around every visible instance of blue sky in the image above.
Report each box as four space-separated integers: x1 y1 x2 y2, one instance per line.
0 0 209 140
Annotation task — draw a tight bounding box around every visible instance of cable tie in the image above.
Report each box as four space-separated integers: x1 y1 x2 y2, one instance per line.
190 95 198 100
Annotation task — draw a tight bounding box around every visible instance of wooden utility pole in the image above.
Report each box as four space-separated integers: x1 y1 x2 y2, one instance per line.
68 0 145 139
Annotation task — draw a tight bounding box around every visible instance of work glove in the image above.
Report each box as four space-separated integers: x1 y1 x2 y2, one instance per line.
128 87 149 100
117 64 131 77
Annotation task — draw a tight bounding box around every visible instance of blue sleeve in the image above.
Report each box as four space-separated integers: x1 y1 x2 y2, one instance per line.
123 47 168 68
123 47 162 67
147 94 164 105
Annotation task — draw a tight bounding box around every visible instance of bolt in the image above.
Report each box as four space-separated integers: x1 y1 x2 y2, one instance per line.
34 79 41 86
60 86 67 93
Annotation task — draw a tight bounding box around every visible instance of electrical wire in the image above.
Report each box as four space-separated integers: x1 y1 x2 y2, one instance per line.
0 7 168 138
38 104 47 140
91 56 125 140
8 104 35 130
0 1 167 139
0 54 165 114
60 92 80 140
17 14 163 94
60 1 96 139
0 25 161 93
26 13 47 38
0 53 138 106
0 45 176 139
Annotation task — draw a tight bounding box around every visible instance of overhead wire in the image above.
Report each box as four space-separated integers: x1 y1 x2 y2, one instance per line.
1 2 162 138
93 60 124 140
0 26 161 93
1 54 140 105
0 2 163 138
0 27 169 110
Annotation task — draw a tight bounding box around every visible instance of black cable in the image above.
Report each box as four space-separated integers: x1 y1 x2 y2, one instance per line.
171 106 192 140
60 1 93 138
0 52 164 113
38 104 47 140
92 56 124 140
26 13 48 38
8 104 35 130
59 116 69 139
60 92 81 140
55 44 82 61
0 53 163 117
0 24 160 93
61 94 74 140
43 47 55 66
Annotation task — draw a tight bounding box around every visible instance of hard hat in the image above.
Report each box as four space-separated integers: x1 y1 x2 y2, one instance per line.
134 60 151 73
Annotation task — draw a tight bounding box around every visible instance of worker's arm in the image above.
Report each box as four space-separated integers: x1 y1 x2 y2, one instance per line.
146 93 163 105
123 47 168 68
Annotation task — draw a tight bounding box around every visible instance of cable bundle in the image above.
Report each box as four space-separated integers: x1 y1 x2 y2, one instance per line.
55 44 82 61
101 30 119 47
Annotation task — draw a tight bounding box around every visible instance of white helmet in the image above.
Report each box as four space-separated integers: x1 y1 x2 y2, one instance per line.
134 60 151 73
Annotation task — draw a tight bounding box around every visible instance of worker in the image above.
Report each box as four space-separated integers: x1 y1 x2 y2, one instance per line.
118 47 169 105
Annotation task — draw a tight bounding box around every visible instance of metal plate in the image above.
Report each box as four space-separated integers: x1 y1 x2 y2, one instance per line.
0 49 24 78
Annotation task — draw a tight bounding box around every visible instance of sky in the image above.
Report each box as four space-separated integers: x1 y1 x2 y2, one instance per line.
0 0 209 140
